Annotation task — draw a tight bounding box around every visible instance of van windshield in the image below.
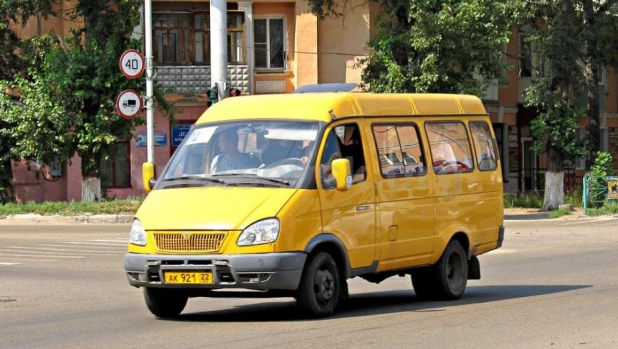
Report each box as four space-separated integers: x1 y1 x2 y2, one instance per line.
158 120 324 189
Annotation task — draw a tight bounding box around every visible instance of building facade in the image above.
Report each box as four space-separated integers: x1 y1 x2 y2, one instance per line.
9 0 618 202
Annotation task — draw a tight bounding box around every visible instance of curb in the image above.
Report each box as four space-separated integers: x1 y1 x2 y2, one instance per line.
0 214 134 224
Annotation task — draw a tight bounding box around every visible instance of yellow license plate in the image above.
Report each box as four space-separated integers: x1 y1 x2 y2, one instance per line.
164 272 214 284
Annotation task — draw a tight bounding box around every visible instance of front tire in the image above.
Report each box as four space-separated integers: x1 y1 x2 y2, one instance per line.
143 288 188 318
411 240 468 300
296 252 341 318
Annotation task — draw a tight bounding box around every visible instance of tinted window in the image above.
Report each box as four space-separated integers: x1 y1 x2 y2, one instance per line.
425 122 474 174
470 122 498 171
372 124 426 178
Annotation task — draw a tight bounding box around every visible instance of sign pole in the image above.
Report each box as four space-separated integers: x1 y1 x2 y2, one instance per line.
144 0 154 164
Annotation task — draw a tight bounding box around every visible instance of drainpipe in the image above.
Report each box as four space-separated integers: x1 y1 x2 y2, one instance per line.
210 0 228 100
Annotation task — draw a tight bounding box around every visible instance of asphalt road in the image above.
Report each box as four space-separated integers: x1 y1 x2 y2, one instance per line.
1 217 618 349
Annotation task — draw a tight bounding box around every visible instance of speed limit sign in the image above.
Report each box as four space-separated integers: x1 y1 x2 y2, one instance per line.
119 50 145 79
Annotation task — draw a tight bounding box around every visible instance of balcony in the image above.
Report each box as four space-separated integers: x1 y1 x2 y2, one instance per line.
155 65 251 96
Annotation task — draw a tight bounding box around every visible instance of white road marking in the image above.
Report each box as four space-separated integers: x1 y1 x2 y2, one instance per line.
0 257 58 262
7 246 122 255
63 242 128 247
41 244 123 250
0 253 85 259
0 262 22 266
91 239 128 243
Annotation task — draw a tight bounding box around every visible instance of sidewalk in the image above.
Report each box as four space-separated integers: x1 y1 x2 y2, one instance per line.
504 207 590 221
0 208 608 225
0 213 133 225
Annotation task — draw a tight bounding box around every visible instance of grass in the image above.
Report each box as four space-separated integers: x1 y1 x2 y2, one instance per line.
586 201 618 217
504 193 543 209
549 209 571 219
504 190 584 209
0 196 144 216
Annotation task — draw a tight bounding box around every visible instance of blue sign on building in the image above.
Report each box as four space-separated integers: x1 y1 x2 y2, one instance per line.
136 131 167 147
172 124 192 147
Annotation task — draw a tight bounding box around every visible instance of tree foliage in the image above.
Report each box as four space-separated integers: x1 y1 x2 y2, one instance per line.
0 0 176 202
309 0 527 96
523 0 586 210
579 0 618 169
0 0 57 202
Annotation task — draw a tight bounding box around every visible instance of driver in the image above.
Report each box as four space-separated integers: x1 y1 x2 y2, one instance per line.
210 129 260 174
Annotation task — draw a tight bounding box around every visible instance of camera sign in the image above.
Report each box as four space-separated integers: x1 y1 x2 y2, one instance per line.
116 90 143 119
119 49 145 79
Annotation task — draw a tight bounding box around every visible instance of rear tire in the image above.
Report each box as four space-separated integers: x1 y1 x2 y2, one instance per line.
411 240 468 300
296 252 341 318
143 288 188 318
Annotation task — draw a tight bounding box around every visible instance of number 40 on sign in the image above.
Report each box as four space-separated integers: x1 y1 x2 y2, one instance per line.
119 49 145 79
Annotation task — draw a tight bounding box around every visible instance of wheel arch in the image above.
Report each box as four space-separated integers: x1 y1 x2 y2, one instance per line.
304 233 351 279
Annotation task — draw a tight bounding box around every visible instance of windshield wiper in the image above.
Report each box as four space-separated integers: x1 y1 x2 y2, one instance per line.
212 173 289 186
163 175 226 184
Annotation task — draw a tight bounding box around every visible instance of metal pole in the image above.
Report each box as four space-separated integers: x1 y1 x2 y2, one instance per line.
210 0 228 100
145 0 155 163
583 175 587 215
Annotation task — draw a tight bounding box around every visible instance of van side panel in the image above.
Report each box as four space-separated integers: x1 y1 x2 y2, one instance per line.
274 189 323 254
366 118 437 272
316 119 378 270
465 118 504 255
420 117 503 263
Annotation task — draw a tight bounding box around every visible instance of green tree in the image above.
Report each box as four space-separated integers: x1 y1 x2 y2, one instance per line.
524 0 587 211
308 0 526 96
0 0 56 202
0 0 175 202
580 0 618 170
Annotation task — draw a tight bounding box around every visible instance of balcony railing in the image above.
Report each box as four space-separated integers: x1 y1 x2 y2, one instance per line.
155 65 250 95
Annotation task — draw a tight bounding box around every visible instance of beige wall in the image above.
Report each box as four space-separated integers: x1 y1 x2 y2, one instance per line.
317 0 370 86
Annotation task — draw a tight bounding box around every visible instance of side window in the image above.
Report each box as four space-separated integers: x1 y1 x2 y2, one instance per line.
320 123 367 188
470 121 498 171
425 122 474 174
372 124 426 178
319 129 342 188
334 124 367 183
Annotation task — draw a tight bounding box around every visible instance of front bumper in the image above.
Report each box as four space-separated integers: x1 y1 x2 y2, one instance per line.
124 252 306 290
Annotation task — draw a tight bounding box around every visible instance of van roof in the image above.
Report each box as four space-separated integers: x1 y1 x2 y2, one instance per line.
196 92 488 125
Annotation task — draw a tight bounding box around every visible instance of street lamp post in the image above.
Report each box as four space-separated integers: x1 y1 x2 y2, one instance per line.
144 0 155 164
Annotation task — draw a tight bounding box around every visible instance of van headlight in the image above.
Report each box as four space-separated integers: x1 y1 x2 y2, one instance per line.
237 218 280 246
129 219 147 246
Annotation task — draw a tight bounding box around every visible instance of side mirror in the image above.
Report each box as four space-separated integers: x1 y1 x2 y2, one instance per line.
142 162 156 193
331 158 352 191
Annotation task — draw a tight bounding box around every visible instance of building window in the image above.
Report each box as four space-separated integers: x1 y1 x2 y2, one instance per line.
425 122 475 174
153 12 245 65
101 142 131 188
519 34 533 78
372 124 427 178
254 17 285 69
470 122 498 171
572 127 609 169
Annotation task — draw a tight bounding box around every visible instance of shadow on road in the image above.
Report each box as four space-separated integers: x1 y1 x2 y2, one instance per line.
172 284 590 322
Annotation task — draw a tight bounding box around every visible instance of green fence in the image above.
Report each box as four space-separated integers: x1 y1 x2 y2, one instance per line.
583 175 618 215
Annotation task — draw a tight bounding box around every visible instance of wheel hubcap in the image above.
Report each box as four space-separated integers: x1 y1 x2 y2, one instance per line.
446 253 464 291
314 266 335 304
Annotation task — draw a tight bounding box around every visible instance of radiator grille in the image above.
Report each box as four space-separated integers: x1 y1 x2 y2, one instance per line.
154 232 226 253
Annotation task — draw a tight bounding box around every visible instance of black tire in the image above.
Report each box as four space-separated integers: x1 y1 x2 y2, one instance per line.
296 251 341 318
411 240 468 300
411 266 437 300
143 288 188 318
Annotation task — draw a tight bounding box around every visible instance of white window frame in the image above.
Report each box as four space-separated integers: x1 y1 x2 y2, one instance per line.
253 15 287 71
